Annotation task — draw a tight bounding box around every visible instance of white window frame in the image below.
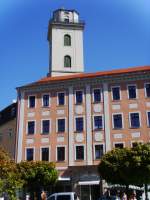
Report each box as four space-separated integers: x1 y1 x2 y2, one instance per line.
131 140 143 148
41 119 51 134
129 111 141 128
127 84 138 99
144 83 150 98
93 143 105 160
40 146 51 162
42 93 51 107
28 95 36 108
25 147 35 161
111 86 121 101
113 142 125 148
74 116 85 132
92 88 102 103
57 91 66 106
26 120 36 135
146 111 150 127
93 114 104 131
75 144 86 161
56 145 66 162
75 89 84 104
56 117 67 133
112 113 124 129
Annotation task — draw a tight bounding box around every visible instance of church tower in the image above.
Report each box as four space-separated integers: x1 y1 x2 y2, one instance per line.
47 9 85 77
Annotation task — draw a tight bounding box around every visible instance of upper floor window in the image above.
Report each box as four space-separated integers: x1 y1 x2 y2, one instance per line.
130 112 140 128
26 148 34 161
112 86 120 100
93 89 101 103
42 94 50 107
42 120 50 134
95 144 104 159
145 83 150 97
57 119 65 133
29 96 35 108
64 55 71 68
58 92 65 106
76 146 84 160
57 146 65 161
115 143 124 149
75 117 84 132
113 114 123 129
41 147 49 161
147 112 150 127
27 121 35 135
93 116 103 130
128 85 137 99
64 34 71 46
75 91 83 104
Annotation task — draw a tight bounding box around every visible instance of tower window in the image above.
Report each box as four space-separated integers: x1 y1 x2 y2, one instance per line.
64 55 71 68
64 34 71 46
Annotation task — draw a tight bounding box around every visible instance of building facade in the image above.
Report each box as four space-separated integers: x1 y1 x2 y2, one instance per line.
16 8 150 200
0 102 17 159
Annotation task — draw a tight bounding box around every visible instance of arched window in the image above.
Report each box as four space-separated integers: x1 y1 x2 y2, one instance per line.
64 55 71 68
64 34 71 46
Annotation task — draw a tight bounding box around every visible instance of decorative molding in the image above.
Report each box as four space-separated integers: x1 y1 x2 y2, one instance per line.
75 134 84 142
131 132 141 138
57 136 64 143
93 104 102 113
26 138 34 144
42 111 50 116
129 103 138 109
112 104 120 110
94 132 103 142
57 110 65 115
41 138 49 143
113 134 123 139
27 112 35 118
75 105 83 115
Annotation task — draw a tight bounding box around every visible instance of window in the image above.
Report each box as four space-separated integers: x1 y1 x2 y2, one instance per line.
64 34 71 46
42 94 50 107
145 83 150 97
112 87 120 100
29 96 35 108
76 146 84 160
115 143 124 149
57 147 65 161
130 113 140 128
128 85 137 99
58 92 65 105
64 55 71 68
26 148 34 161
75 117 84 132
42 120 50 134
113 114 123 129
27 121 35 135
147 112 150 127
41 147 49 161
95 144 104 159
93 116 103 130
57 119 65 132
93 89 101 103
75 91 83 104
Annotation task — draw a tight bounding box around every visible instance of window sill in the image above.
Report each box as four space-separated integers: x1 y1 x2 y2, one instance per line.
74 131 84 133
93 101 102 104
75 103 83 105
75 159 84 162
129 127 140 129
113 128 123 130
56 161 66 163
57 132 65 134
41 133 50 135
93 128 103 132
111 99 121 102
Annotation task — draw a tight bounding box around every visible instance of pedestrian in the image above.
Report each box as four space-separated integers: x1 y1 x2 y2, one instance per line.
122 192 127 200
129 191 137 200
41 190 47 200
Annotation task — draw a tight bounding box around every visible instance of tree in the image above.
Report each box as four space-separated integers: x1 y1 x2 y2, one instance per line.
17 161 58 199
98 143 150 200
0 146 23 200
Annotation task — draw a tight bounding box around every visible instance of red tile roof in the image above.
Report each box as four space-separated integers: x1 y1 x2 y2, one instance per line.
20 65 150 88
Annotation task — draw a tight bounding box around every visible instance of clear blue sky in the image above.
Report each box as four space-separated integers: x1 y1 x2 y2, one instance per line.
0 0 150 110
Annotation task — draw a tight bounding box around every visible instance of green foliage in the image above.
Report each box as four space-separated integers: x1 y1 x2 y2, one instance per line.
17 161 58 191
0 146 23 200
98 143 150 186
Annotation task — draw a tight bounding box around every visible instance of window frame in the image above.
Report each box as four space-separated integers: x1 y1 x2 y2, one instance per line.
93 114 104 131
127 84 138 99
26 120 36 135
112 113 124 129
113 142 125 149
64 34 71 46
57 91 66 106
74 116 85 132
145 83 150 98
42 93 50 107
56 145 66 162
56 118 66 133
25 147 35 161
92 88 102 103
41 119 51 134
64 55 71 68
75 90 84 104
129 111 141 129
94 143 104 160
146 111 150 127
28 95 36 109
40 146 50 162
111 86 121 101
75 145 85 161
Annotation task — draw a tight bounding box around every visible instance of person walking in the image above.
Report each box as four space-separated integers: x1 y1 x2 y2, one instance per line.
41 190 47 200
122 192 127 200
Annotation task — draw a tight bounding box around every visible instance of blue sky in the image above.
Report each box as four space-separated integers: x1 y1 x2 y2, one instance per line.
0 0 150 110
